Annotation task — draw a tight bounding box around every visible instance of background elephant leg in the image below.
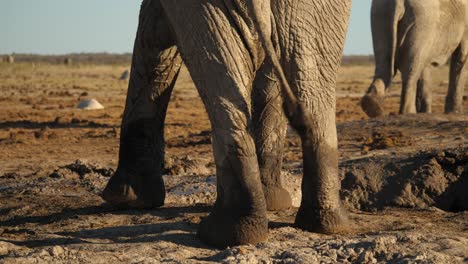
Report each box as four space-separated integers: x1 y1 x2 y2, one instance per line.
161 0 268 247
416 67 432 113
446 42 467 114
361 78 388 117
400 74 420 114
398 28 430 114
252 60 290 211
102 0 182 208
399 53 425 114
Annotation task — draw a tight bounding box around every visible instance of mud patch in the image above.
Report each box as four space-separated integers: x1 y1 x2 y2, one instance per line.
50 160 114 179
362 130 413 151
164 155 213 176
341 148 467 212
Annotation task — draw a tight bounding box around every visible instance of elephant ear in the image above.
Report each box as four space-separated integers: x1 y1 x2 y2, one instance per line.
249 1 314 138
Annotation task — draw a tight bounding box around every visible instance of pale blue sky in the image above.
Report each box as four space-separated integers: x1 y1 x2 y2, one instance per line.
0 1 372 55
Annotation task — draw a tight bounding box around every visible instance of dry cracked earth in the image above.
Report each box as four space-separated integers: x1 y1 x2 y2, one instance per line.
0 61 467 263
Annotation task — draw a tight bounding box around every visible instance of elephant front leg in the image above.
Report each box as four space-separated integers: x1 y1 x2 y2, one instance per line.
102 0 182 208
446 42 467 114
416 67 432 113
252 61 291 211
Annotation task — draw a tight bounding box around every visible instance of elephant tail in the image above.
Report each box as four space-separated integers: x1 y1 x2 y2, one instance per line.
371 0 405 85
251 1 311 135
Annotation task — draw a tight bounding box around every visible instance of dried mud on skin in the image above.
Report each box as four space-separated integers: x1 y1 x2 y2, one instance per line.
1 64 467 263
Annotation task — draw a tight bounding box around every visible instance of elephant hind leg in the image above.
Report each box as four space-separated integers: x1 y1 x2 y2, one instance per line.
253 60 291 211
160 0 268 248
270 0 351 234
445 41 468 114
416 67 432 113
102 0 182 208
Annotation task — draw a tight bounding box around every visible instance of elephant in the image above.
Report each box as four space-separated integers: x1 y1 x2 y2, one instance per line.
361 0 467 117
102 0 351 247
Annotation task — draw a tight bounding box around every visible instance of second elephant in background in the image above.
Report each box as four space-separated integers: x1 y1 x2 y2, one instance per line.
362 0 467 117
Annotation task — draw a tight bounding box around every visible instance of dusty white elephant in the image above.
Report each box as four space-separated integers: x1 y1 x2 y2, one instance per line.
362 0 467 117
102 0 351 247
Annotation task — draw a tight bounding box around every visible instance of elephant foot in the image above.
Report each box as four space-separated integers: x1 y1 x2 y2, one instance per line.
294 206 349 234
361 93 385 118
101 168 165 209
198 210 268 248
444 107 463 115
417 106 431 114
263 185 292 211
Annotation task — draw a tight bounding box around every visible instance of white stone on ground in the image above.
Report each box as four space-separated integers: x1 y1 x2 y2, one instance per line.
77 99 104 110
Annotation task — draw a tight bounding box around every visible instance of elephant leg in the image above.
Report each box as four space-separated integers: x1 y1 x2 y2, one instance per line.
102 0 182 208
416 67 432 113
160 0 268 247
272 0 350 233
446 41 468 114
399 50 425 114
361 78 388 117
252 60 291 211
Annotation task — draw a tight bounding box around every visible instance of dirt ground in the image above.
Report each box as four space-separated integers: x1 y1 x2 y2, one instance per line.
0 61 467 263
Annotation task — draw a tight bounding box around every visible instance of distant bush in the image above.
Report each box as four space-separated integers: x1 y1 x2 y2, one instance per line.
341 55 374 66
0 53 374 66
0 53 132 65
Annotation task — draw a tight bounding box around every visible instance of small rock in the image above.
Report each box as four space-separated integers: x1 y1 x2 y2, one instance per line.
49 245 65 257
49 171 62 179
38 249 50 257
77 99 104 110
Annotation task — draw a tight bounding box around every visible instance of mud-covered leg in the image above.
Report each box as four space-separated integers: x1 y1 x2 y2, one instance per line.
446 42 467 114
161 0 268 247
252 60 291 211
294 121 347 233
271 0 350 233
416 67 432 113
102 1 182 208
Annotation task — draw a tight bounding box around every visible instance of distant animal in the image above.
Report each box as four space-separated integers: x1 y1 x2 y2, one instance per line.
64 58 73 65
5 55 14 64
361 0 467 117
102 0 351 248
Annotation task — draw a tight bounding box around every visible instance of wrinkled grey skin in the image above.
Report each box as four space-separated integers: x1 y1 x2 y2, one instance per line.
102 0 351 247
362 0 468 117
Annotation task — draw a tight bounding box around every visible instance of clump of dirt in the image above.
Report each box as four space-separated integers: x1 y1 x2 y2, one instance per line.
164 155 212 176
0 132 24 145
49 160 114 179
34 127 58 140
83 128 117 138
341 148 467 212
362 130 413 151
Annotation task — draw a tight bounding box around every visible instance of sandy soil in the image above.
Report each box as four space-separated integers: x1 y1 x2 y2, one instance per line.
0 62 467 263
